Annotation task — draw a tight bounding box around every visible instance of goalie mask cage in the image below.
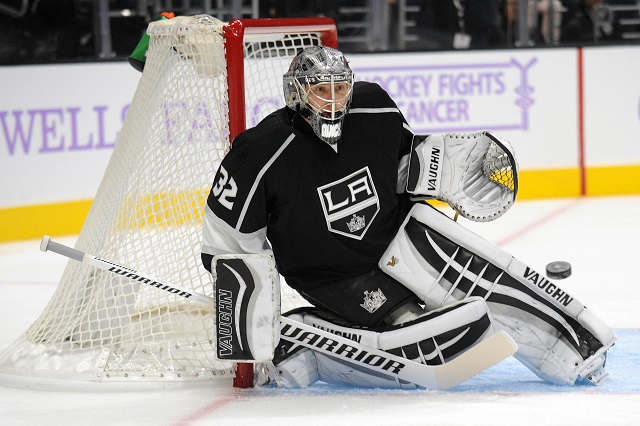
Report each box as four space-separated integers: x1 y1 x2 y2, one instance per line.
0 15 337 390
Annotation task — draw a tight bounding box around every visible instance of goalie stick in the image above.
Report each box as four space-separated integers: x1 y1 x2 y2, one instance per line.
40 235 517 390
279 319 517 390
39 236 214 309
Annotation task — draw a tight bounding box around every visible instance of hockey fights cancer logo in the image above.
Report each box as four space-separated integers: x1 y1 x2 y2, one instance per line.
317 166 380 239
352 58 537 134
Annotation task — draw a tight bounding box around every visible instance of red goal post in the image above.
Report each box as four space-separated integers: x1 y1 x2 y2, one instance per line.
0 16 337 391
224 18 338 142
223 17 337 388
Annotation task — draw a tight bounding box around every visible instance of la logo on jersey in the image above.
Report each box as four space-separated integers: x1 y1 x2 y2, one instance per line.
317 167 380 240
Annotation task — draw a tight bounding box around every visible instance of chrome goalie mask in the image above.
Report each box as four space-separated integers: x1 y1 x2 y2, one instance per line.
283 46 354 144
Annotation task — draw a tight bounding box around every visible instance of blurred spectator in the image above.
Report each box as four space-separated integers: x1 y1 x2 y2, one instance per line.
561 0 602 42
504 0 566 45
260 0 339 19
416 0 459 49
534 0 566 44
466 0 506 47
417 0 505 49
0 0 93 64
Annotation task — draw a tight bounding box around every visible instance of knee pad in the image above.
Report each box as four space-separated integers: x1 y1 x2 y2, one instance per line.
379 203 616 385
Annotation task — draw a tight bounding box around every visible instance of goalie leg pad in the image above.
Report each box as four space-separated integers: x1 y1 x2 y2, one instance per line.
279 298 496 388
379 203 616 385
211 254 280 362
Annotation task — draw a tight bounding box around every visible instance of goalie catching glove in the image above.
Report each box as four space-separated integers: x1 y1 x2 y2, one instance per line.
406 131 518 222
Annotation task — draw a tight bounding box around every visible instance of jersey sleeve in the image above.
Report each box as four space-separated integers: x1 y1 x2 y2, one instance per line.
393 93 415 195
201 133 274 272
397 114 415 194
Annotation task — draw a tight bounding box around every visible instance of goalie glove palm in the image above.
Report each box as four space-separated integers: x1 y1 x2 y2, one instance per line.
407 131 518 222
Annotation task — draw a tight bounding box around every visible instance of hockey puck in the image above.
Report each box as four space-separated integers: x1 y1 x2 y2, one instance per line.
546 261 572 279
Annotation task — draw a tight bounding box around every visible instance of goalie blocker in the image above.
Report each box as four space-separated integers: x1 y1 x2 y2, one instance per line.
211 254 281 362
379 203 616 385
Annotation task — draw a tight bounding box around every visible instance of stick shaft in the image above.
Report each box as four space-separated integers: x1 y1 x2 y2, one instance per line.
40 236 213 308
40 236 85 262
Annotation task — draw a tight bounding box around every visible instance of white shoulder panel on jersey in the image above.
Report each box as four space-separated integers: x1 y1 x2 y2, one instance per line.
202 206 272 257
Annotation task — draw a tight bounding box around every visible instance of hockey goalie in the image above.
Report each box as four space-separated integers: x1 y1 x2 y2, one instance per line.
201 46 616 389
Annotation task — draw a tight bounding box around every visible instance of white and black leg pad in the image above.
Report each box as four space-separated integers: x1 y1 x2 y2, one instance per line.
379 203 616 385
265 298 495 389
211 254 280 362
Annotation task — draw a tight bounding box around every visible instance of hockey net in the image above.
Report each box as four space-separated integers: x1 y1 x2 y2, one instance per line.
0 15 337 390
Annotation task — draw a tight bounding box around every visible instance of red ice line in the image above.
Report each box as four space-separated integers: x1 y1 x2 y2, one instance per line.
497 199 583 247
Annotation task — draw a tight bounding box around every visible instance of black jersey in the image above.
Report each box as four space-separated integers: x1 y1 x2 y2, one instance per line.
203 82 415 296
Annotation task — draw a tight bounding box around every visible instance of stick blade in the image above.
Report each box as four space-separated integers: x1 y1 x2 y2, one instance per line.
433 330 518 390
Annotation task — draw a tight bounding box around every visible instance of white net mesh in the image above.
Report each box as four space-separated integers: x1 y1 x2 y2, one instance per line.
0 15 325 388
243 32 324 128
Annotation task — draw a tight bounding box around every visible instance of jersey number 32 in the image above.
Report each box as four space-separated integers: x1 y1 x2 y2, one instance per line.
212 166 237 210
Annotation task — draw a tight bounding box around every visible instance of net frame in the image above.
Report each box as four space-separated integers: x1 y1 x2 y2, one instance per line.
0 16 337 391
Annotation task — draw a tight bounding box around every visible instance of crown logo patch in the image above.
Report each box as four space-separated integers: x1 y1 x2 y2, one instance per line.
346 214 366 233
360 288 388 313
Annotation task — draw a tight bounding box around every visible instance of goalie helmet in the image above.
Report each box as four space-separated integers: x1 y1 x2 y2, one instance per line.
283 46 354 144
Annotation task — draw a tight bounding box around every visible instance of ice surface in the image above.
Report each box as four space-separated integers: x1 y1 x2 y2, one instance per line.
1 196 638 425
